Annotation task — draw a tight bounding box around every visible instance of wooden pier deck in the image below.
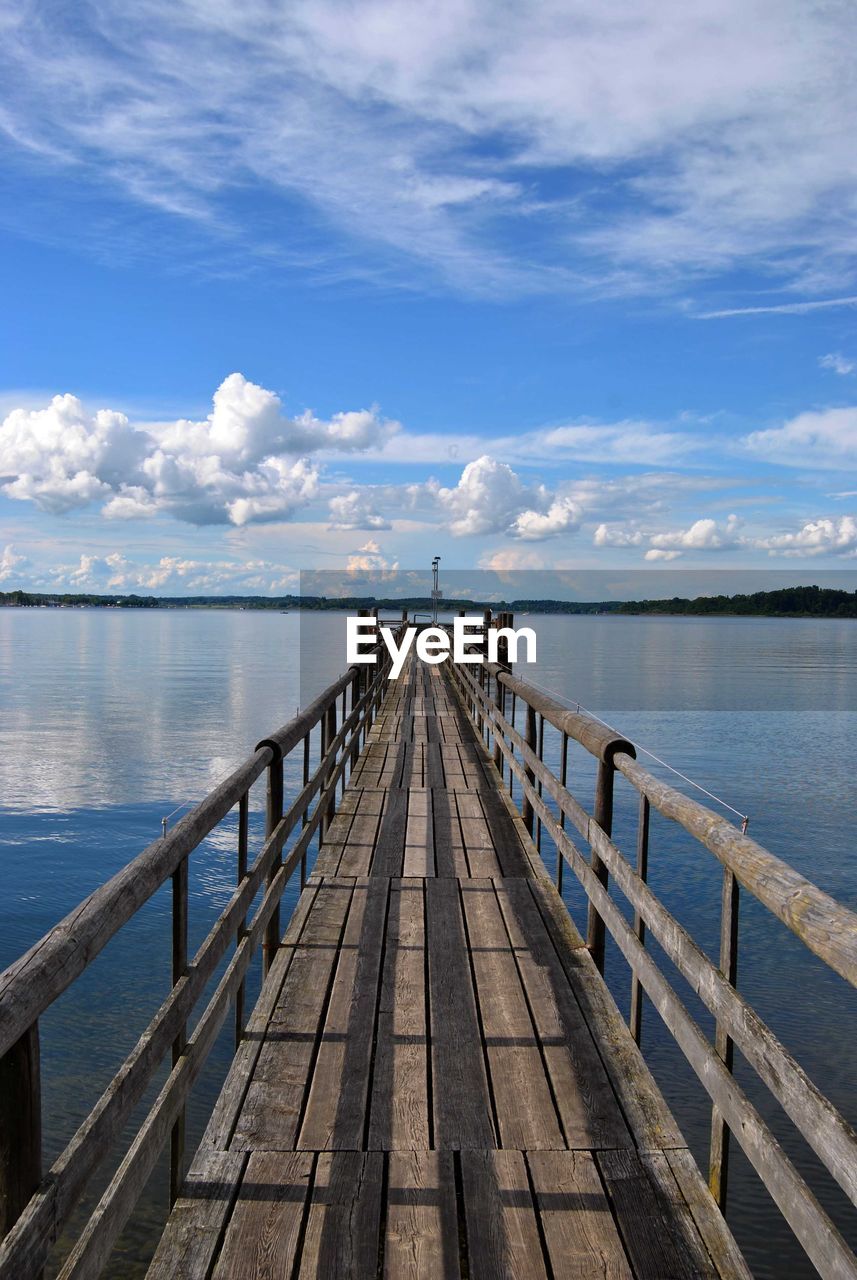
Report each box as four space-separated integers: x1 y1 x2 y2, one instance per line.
148 659 749 1279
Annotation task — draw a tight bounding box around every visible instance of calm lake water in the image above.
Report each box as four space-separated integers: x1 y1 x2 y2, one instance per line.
1 608 855 1278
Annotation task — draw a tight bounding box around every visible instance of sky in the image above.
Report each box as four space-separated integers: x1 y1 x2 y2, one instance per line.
3 0 857 596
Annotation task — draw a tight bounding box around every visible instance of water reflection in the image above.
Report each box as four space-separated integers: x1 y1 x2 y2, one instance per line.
1 607 856 1279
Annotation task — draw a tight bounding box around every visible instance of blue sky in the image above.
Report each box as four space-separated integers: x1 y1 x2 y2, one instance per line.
3 0 857 594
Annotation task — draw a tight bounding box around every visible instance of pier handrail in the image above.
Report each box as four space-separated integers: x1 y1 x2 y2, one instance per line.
0 639 399 1280
491 661 857 985
449 654 857 1280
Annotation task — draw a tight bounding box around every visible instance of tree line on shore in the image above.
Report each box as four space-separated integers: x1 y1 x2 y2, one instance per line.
2 584 856 617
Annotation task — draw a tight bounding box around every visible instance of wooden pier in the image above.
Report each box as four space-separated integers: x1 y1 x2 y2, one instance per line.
148 659 744 1278
1 622 856 1278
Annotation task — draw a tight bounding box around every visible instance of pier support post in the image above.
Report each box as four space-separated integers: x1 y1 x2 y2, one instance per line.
0 1022 41 1242
170 855 188 1204
263 755 284 977
709 868 740 1209
588 756 616 974
522 704 537 835
322 701 337 836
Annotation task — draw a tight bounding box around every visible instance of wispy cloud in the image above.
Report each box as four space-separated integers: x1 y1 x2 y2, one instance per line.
744 407 857 469
4 1 857 298
698 297 857 320
819 352 856 376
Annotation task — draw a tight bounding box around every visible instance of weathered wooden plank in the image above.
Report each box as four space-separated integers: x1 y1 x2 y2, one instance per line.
299 877 388 1150
525 875 685 1152
298 1151 383 1279
527 1150 632 1280
476 784 534 876
338 790 384 876
373 786 409 877
459 880 563 1150
425 743 446 789
432 790 468 878
665 1149 753 1280
147 1150 247 1280
385 1151 459 1279
404 790 433 877
461 1150 547 1279
231 881 353 1151
495 878 632 1150
426 879 495 1149
598 1148 715 1280
210 1152 312 1279
199 886 320 1155
455 793 502 877
369 881 429 1151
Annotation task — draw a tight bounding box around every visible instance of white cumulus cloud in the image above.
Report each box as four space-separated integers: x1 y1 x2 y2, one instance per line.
593 523 645 547
328 490 392 531
754 516 857 557
0 544 26 582
435 455 578 540
0 374 395 526
512 497 580 541
437 456 530 537
649 515 741 552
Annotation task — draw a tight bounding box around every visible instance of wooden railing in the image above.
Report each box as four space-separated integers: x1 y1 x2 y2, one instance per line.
448 653 857 1280
0 642 397 1280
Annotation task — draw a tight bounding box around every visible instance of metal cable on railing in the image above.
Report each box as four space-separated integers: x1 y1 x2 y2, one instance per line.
160 706 304 835
507 670 750 830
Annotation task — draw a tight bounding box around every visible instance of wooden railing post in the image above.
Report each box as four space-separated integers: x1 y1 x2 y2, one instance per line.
348 671 360 781
322 700 337 837
263 754 284 977
522 703 537 835
709 866 740 1208
295 732 308 890
170 853 188 1204
493 669 505 776
496 611 512 670
629 794 650 1044
235 792 250 1048
0 1022 40 1242
557 731 569 894
588 754 616 973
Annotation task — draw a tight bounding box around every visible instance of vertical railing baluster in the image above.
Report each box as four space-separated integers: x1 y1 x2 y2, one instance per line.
629 793 650 1045
322 700 337 837
588 753 616 974
557 731 568 894
522 703 537 835
508 692 517 796
263 751 284 978
234 793 249 1049
493 674 505 778
709 866 740 1209
0 1022 41 1243
349 670 360 779
301 731 310 890
169 852 188 1204
535 713 545 852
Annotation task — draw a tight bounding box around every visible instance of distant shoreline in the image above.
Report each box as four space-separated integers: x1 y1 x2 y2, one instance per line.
2 584 856 619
